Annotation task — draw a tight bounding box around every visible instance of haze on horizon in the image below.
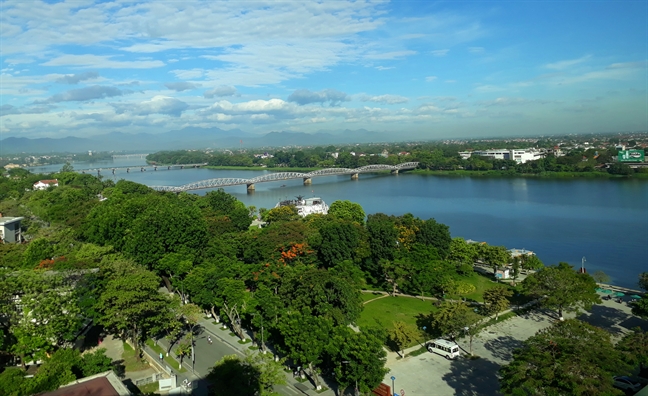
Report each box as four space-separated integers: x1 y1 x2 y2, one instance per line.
1 0 647 142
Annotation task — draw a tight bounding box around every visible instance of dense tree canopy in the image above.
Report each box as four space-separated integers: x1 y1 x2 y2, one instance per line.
522 262 601 319
500 319 628 396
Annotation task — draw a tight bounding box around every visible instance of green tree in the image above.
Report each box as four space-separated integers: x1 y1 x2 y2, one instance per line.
592 270 610 284
328 200 365 223
4 271 83 366
522 262 601 320
415 218 452 258
281 268 362 325
639 272 648 291
632 297 648 319
21 238 54 267
388 321 419 357
522 254 544 271
97 262 174 361
278 309 332 390
499 319 628 396
0 367 28 396
26 348 81 395
617 327 648 378
318 221 360 267
431 301 476 340
80 348 113 377
448 237 478 266
207 354 258 396
483 286 513 320
123 197 207 269
365 214 398 282
264 205 300 223
330 327 388 395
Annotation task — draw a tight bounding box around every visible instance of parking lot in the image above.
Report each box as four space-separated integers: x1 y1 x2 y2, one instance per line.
384 299 647 396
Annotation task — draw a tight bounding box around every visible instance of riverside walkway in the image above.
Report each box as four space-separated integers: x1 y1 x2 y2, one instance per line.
150 162 419 192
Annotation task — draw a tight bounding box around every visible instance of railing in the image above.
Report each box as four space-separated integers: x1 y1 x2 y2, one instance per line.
150 162 419 192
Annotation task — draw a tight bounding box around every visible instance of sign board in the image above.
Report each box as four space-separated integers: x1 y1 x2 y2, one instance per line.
371 383 391 396
618 149 645 163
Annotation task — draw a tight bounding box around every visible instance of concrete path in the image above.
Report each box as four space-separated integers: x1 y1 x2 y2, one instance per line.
383 297 647 396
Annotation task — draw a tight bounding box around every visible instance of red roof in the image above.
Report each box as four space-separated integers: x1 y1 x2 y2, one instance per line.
38 377 120 396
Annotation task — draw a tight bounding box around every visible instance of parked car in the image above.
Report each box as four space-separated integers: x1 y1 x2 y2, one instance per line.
613 376 641 391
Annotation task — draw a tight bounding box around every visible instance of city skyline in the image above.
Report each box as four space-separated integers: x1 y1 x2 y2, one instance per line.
1 0 647 141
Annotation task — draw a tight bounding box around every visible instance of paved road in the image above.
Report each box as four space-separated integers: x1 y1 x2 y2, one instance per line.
156 318 337 396
383 298 647 396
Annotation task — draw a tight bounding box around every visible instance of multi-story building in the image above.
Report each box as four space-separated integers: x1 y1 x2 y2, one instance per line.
0 215 23 243
459 149 544 164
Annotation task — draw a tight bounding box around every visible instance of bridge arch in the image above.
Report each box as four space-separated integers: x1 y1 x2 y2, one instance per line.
149 162 419 192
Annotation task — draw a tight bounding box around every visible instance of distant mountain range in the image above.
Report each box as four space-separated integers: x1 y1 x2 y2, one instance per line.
0 127 398 154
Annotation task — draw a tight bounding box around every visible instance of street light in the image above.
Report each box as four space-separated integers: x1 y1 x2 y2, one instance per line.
391 376 396 396
342 360 359 396
252 313 266 354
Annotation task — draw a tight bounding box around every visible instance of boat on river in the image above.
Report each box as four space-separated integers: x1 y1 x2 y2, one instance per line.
275 195 329 217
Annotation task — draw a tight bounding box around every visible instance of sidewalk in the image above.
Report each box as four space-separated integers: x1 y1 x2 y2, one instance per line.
198 317 339 396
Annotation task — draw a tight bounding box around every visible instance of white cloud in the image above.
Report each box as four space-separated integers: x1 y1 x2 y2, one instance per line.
425 76 437 82
42 55 165 69
431 49 449 57
165 82 200 92
55 71 100 84
112 96 189 117
357 94 409 104
288 89 349 105
170 69 205 79
468 47 485 54
545 55 591 70
204 86 237 98
36 85 125 103
365 50 417 60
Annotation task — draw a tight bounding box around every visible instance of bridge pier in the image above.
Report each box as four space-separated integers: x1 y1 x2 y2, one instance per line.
303 177 312 185
247 183 255 192
391 169 399 174
350 173 359 180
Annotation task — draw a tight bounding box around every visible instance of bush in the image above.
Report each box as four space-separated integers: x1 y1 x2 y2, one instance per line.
455 282 477 294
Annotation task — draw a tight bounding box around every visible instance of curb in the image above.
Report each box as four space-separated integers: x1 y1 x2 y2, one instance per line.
199 320 248 355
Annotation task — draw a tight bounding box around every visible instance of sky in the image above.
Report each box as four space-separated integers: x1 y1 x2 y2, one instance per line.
1 0 647 141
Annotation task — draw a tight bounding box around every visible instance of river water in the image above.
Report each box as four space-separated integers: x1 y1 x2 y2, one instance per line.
29 159 648 289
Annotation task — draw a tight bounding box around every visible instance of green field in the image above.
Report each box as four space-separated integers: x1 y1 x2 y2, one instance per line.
357 295 435 332
361 292 385 302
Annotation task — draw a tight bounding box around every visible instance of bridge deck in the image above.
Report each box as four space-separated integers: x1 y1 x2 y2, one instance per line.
149 162 419 192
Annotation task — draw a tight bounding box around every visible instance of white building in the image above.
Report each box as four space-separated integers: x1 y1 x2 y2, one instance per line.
0 216 23 243
33 179 59 190
461 149 544 164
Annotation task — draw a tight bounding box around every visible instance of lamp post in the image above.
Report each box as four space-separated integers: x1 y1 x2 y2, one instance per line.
581 256 586 274
342 360 359 396
391 376 396 396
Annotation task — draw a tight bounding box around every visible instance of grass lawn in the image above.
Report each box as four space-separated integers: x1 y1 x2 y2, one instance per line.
358 295 435 332
361 292 385 303
137 381 160 394
122 342 150 372
145 339 187 373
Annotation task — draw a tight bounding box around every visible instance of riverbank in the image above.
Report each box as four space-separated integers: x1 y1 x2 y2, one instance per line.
202 165 321 172
410 169 648 179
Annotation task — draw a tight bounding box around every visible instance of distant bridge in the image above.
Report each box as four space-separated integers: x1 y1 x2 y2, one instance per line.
112 154 149 159
150 162 419 192
77 163 208 175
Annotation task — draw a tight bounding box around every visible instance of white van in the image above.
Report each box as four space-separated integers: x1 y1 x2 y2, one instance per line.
426 339 460 359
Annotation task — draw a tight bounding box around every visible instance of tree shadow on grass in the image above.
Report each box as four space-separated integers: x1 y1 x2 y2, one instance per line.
482 336 524 362
441 356 503 396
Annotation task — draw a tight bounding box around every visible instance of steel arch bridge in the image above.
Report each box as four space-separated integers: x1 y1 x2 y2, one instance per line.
150 162 419 192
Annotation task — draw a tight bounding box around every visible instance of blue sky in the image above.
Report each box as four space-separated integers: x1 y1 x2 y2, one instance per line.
1 0 646 140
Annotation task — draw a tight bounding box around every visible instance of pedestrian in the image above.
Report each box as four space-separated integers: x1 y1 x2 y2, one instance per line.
159 352 163 362
208 335 212 344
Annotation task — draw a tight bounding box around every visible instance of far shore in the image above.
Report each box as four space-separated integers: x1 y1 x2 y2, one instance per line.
148 163 648 179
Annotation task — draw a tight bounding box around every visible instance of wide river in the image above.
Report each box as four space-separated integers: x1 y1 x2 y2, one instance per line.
30 159 648 289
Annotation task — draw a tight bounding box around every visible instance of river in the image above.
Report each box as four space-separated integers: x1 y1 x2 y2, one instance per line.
28 159 648 289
